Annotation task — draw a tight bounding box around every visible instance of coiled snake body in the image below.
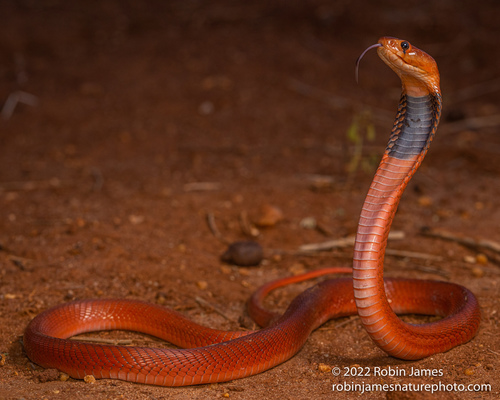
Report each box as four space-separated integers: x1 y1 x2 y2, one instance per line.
23 37 480 386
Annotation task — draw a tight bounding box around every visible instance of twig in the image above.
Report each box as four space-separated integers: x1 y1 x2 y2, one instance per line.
206 213 228 244
314 221 334 237
421 228 500 254
239 210 259 237
1 91 38 120
299 230 405 252
195 296 236 323
487 348 500 356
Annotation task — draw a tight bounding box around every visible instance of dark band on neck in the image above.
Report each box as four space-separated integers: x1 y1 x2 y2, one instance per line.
386 94 440 160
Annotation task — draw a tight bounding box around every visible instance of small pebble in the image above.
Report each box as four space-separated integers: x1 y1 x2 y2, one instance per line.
198 101 215 115
221 241 263 267
196 281 208 290
471 267 484 278
270 253 282 262
289 263 306 275
464 255 476 264
84 375 96 384
156 292 168 305
64 290 75 301
476 253 488 265
129 215 145 225
0 354 5 366
253 204 283 227
318 363 330 372
59 373 70 381
299 217 317 229
309 176 335 192
464 368 474 376
418 196 433 207
220 265 232 274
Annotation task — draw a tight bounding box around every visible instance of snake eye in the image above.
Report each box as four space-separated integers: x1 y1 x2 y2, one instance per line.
401 41 410 54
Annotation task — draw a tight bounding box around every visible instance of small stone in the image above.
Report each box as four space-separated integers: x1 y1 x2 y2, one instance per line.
474 202 484 210
464 255 476 264
84 374 96 383
418 196 433 207
476 253 488 265
253 204 283 227
309 176 335 192
464 368 474 376
196 281 208 290
221 241 263 267
222 393 230 398
299 217 317 229
289 263 306 275
471 267 484 278
198 101 215 115
0 354 5 366
156 292 168 305
129 215 145 225
64 290 75 301
318 363 330 372
59 373 70 381
75 217 86 228
270 253 282 262
220 265 232 274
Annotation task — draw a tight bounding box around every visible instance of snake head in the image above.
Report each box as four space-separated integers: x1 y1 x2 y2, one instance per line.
376 37 441 97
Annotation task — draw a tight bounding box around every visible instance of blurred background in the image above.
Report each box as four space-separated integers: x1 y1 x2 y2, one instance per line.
1 1 499 398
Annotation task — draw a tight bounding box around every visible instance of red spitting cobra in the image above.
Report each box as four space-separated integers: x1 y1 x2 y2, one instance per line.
23 37 481 386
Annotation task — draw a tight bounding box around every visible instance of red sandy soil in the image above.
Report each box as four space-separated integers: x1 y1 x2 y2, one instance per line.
1 1 499 399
